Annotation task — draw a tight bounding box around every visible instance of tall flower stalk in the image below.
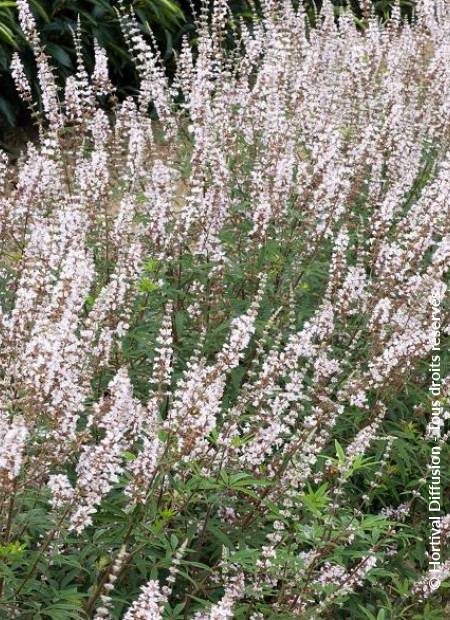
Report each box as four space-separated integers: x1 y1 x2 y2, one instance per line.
0 1 449 618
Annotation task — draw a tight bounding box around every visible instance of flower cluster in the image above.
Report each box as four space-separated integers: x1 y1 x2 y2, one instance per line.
0 0 449 618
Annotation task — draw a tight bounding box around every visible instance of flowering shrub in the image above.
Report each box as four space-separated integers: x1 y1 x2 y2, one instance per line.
0 1 450 618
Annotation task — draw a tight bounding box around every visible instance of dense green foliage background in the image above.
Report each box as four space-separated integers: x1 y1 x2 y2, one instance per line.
0 0 187 129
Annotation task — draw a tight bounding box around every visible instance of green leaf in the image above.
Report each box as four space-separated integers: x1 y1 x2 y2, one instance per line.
358 606 377 620
335 439 345 464
46 42 73 68
30 0 50 22
122 450 136 461
143 258 159 272
139 277 160 293
302 483 329 515
206 522 233 549
0 22 16 47
0 96 17 126
0 540 26 559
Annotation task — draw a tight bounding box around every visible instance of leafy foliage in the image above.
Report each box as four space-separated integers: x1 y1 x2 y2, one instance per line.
0 0 187 128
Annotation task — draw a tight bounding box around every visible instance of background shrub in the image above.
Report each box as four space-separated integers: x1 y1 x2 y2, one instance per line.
0 0 187 129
